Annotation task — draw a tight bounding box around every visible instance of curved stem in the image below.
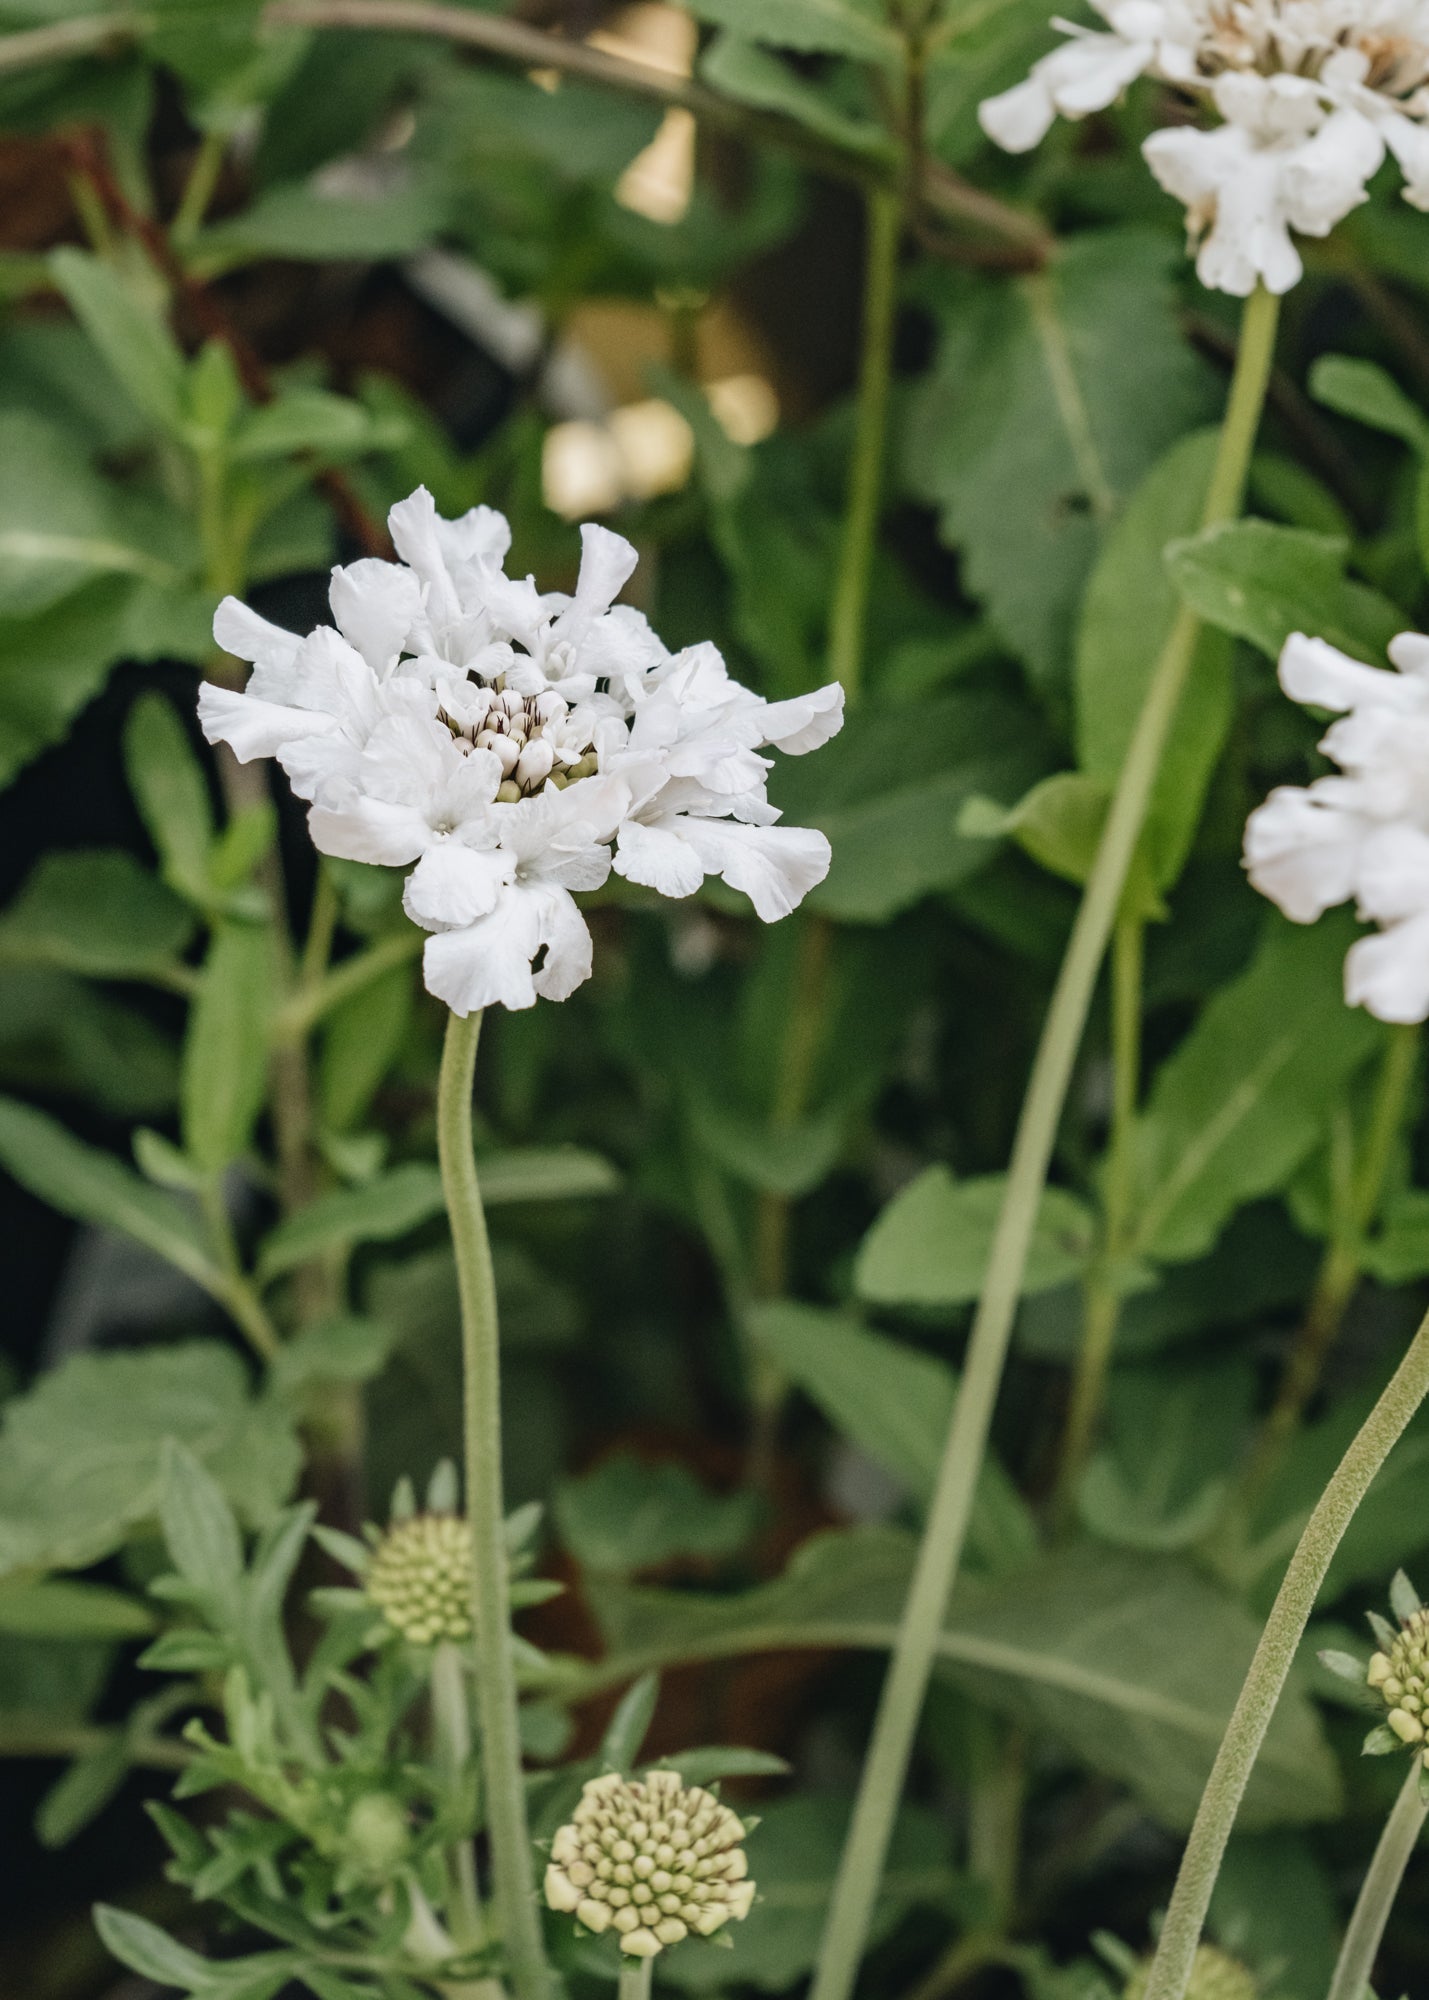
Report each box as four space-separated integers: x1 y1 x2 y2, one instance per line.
1326 1762 1427 2000
808 283 1281 2000
827 185 901 704
1142 1306 1429 2000
437 1010 550 2000
1054 913 1143 1521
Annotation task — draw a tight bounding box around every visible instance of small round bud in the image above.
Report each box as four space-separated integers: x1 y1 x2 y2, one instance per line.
543 1769 756 1957
365 1512 473 1644
1369 1606 1429 1755
343 1793 411 1875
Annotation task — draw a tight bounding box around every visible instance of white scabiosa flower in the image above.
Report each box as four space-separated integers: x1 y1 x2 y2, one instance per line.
200 489 843 1013
543 1769 755 1958
1244 628 1429 1021
979 0 1429 294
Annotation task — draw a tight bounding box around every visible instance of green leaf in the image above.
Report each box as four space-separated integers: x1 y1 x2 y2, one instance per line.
0 1094 214 1286
855 1164 1094 1308
159 1440 245 1616
0 850 195 980
0 410 180 616
748 1302 1036 1571
0 1343 299 1578
699 33 893 154
905 233 1212 685
1130 917 1381 1264
257 1163 445 1280
195 181 449 265
317 958 413 1132
181 920 275 1172
684 0 899 58
562 1530 1338 1829
270 1316 399 1393
660 1746 791 1785
478 1145 621 1205
48 247 186 436
124 691 215 901
769 689 1051 922
600 1671 660 1772
94 1906 217 1991
0 1577 156 1639
962 771 1163 917
1168 520 1403 666
1363 1187 1429 1283
1309 355 1429 450
554 1452 758 1577
1075 428 1235 886
230 388 391 463
1209 1833 1340 2000
36 1734 130 1847
1078 1362 1253 1552
0 968 178 1118
657 1794 965 1992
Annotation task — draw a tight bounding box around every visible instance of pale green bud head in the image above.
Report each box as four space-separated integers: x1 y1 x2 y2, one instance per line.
365 1511 473 1644
343 1792 412 1875
1125 1945 1255 2000
543 1768 755 1958
1368 1606 1429 1747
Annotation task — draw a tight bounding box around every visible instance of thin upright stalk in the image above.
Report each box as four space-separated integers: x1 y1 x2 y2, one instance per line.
1326 1763 1428 2000
826 185 901 704
1249 1023 1421 1490
1055 914 1143 1519
809 284 1281 2000
436 1010 550 2000
1142 1305 1429 2000
618 1957 654 2000
430 1640 486 1953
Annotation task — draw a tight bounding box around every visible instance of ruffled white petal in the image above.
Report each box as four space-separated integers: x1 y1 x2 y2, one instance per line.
1346 914 1429 1022
672 819 832 923
198 682 338 763
329 558 423 671
404 843 511 929
1243 784 1368 921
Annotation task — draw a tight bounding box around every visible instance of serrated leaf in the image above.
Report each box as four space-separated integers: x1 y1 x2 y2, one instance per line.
855 1164 1094 1308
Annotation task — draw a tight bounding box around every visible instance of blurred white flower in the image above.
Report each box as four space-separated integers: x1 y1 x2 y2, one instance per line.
200 488 843 1013
1245 629 1429 1021
979 0 1429 294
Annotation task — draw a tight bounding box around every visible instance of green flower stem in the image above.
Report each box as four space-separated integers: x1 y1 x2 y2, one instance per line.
809 282 1281 2000
171 129 226 246
618 1955 654 2000
430 1639 486 1953
275 926 426 1041
1142 1303 1429 2000
1055 912 1144 1521
827 184 901 705
1326 1762 1428 2000
437 1009 550 2000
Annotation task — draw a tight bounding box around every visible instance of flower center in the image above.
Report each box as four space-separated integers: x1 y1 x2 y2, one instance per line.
439 682 601 801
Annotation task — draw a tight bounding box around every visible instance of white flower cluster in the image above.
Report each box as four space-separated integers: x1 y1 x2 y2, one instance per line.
199 490 843 1014
980 0 1429 295
1244 629 1429 1021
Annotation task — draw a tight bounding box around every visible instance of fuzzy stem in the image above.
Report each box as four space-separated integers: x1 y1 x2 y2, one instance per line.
437 1010 549 2000
1326 1762 1427 2000
1142 1305 1429 2000
430 1639 486 1953
1055 913 1143 1520
618 1956 654 2000
808 282 1281 2000
826 184 901 703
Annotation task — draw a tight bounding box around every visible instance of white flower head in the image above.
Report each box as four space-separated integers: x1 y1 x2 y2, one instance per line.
979 0 1429 293
200 490 844 1012
1244 626 1429 1021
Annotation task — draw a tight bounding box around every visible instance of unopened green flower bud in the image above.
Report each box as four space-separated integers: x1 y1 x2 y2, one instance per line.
344 1792 412 1875
366 1511 473 1644
1367 1606 1429 1756
1125 1944 1255 2000
544 1769 755 1958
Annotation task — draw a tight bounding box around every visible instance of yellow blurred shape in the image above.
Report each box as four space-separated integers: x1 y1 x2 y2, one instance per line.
542 421 626 519
610 398 696 499
616 107 696 224
706 373 779 445
589 4 697 76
